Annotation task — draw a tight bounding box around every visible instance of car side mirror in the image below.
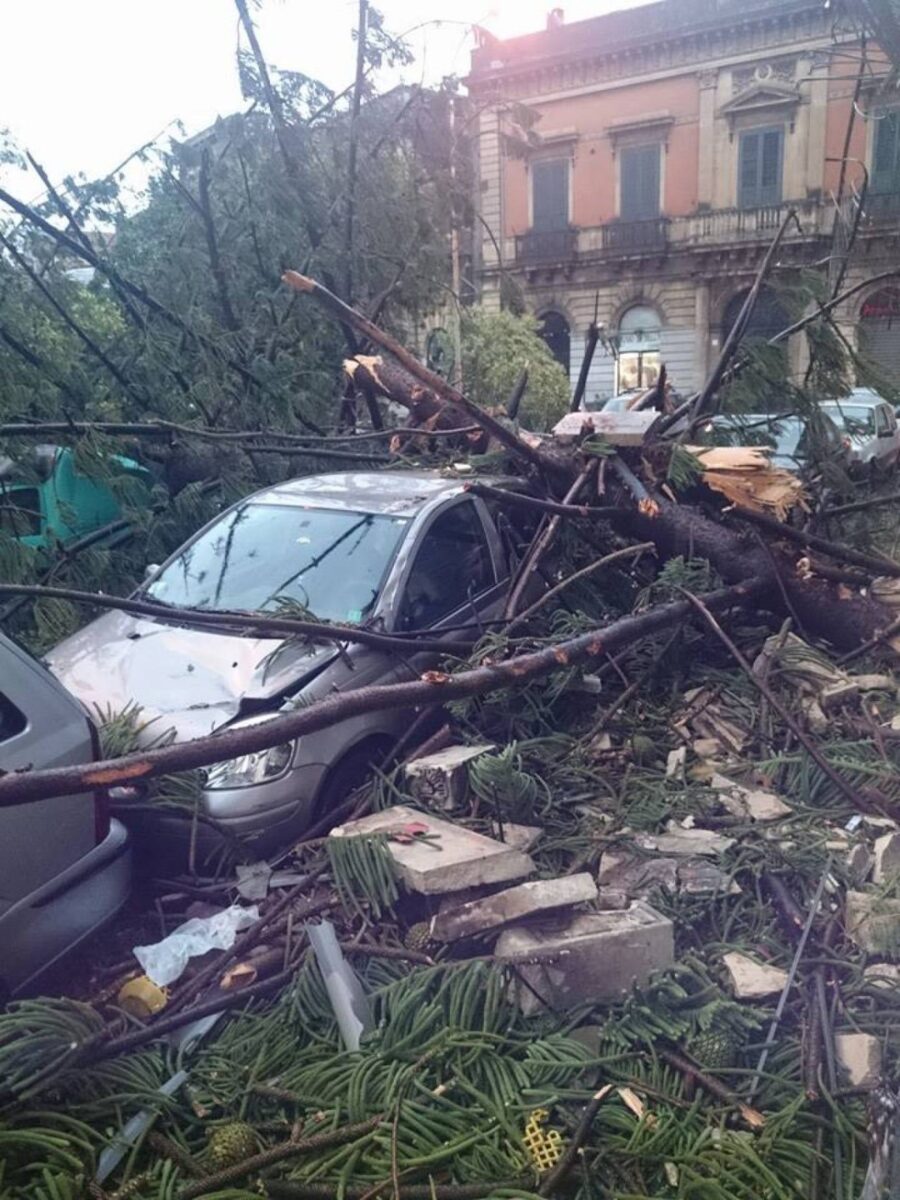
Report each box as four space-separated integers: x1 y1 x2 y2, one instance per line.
144 562 160 580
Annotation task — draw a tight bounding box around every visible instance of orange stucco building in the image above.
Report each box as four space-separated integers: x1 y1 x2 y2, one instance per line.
467 0 900 404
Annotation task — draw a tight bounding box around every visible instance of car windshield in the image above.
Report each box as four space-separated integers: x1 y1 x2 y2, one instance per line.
146 504 409 623
700 417 802 456
824 405 877 437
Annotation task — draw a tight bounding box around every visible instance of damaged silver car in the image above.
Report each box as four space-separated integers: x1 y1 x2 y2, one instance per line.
49 471 531 853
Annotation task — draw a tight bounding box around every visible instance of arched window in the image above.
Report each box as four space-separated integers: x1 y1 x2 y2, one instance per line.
722 287 788 342
859 287 900 377
538 310 570 376
616 304 661 393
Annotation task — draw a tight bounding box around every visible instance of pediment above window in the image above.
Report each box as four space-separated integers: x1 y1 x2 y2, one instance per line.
719 82 801 132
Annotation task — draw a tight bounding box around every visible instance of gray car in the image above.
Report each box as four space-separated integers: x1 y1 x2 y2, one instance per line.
820 390 900 475
0 632 131 997
49 472 532 853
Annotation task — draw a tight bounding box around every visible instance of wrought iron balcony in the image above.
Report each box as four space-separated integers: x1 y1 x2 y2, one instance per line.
514 227 578 264
600 217 670 254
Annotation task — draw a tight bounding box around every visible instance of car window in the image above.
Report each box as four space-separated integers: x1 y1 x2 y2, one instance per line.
876 406 891 435
146 504 410 624
0 692 27 743
0 486 42 537
399 502 495 630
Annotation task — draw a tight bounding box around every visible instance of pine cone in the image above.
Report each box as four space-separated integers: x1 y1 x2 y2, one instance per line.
686 1024 742 1072
403 921 433 951
207 1121 259 1168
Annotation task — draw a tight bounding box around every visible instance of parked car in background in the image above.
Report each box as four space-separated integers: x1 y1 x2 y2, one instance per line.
819 390 900 475
0 632 131 997
693 411 847 474
0 445 152 551
49 472 538 854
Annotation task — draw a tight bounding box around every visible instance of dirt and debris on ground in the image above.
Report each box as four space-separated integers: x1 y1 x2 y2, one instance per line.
3 608 900 1200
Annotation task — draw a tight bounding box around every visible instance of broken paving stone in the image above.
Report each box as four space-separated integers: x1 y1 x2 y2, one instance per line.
331 805 535 895
495 902 674 1015
633 825 735 857
864 962 900 991
489 821 542 854
432 872 597 943
598 849 739 899
709 774 791 822
846 890 900 958
723 952 789 1000
835 1033 883 1090
873 832 900 885
846 843 874 886
403 743 494 811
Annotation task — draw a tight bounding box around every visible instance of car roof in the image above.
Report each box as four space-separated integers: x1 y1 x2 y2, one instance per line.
822 390 888 410
248 470 493 517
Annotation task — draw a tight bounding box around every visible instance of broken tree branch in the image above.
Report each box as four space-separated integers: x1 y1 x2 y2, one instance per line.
0 583 462 655
463 481 618 521
0 581 764 805
732 508 900 577
282 270 559 474
679 588 880 811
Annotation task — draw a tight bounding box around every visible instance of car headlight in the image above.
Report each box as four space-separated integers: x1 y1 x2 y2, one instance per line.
205 719 295 790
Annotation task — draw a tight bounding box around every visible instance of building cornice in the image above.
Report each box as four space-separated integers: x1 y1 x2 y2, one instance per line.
468 4 832 101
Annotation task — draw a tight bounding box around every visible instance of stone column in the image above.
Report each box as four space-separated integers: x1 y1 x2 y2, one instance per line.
478 105 504 313
697 69 718 209
694 281 711 384
805 54 829 199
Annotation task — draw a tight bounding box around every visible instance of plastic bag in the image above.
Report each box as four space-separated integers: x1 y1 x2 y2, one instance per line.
134 904 259 986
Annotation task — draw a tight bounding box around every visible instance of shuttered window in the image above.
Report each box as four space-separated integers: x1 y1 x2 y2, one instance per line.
531 159 569 230
872 109 900 196
620 144 660 219
738 127 783 209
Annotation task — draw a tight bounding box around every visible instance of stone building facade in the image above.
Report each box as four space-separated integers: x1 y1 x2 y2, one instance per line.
466 0 900 405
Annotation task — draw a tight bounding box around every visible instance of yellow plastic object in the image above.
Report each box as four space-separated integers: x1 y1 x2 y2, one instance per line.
118 975 169 1019
523 1107 564 1171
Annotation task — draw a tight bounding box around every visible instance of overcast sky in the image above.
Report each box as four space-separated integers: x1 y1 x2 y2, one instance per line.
1 0 645 200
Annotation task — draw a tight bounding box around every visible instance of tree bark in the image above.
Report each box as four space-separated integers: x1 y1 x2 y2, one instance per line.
0 582 761 805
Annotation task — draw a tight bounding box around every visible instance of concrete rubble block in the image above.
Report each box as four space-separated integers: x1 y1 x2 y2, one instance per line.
552 409 656 447
403 743 495 811
709 773 792 822
599 848 739 899
873 832 900 885
835 1032 882 1090
633 825 735 857
432 872 598 943
495 903 674 1015
331 804 534 895
864 962 900 991
723 951 789 1000
490 821 542 854
846 890 900 958
846 842 874 886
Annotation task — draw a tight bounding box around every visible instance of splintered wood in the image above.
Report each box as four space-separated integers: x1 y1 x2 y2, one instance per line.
685 445 808 519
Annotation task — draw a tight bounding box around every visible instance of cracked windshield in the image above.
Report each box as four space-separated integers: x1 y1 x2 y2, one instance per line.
146 504 409 622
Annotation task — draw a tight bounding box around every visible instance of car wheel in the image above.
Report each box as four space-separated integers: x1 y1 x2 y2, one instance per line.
313 739 395 829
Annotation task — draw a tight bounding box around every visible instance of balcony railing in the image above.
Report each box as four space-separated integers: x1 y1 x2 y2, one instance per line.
675 198 824 244
514 227 578 264
600 217 670 254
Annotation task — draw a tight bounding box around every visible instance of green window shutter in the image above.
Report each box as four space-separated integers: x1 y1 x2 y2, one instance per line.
739 127 783 208
621 145 660 219
872 110 900 195
532 160 568 230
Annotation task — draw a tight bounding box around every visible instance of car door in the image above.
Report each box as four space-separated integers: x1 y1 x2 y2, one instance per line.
875 404 900 468
392 497 507 665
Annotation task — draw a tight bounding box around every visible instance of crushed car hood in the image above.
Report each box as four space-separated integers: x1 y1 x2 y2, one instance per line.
47 610 339 742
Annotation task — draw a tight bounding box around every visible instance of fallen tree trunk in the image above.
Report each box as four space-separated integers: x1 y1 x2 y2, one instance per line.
0 581 762 805
616 498 900 653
